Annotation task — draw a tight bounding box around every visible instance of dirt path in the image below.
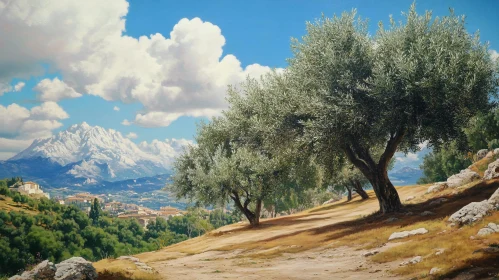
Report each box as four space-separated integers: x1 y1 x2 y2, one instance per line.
132 185 429 279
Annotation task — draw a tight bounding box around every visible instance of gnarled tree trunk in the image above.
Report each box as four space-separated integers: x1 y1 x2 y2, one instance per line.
346 186 353 201
352 179 369 200
344 129 405 213
230 191 262 226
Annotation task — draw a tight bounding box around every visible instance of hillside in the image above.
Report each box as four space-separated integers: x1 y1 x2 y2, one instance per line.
96 181 499 279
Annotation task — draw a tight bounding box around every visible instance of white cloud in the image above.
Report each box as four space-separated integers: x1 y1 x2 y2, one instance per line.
0 81 26 95
139 138 194 165
30 102 69 120
0 1 280 127
14 81 25 91
121 119 131 126
126 132 137 139
395 152 419 163
417 141 429 150
133 112 183 128
34 78 82 102
113 106 120 111
0 102 69 157
490 49 499 62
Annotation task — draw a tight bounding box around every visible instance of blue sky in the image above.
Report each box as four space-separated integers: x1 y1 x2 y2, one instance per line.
0 0 498 167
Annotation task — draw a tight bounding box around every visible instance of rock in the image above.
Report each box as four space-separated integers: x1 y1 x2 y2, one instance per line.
54 257 97 280
117 256 140 263
448 200 493 225
473 245 499 254
385 217 400 223
134 262 154 272
483 159 499 180
494 148 499 155
405 196 416 201
388 228 428 241
404 212 414 216
429 198 448 206
429 267 442 275
435 248 446 256
488 187 499 209
322 197 340 205
9 260 56 280
487 223 499 232
420 211 435 216
427 183 448 194
363 250 379 257
446 169 481 188
400 256 422 266
477 149 489 160
477 227 495 236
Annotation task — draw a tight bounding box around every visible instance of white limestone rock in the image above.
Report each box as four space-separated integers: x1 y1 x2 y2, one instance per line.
388 228 428 241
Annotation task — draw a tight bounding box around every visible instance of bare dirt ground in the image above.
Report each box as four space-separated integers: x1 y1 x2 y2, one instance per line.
130 185 430 280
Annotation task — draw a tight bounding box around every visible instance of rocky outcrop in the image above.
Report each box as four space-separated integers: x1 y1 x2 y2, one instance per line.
488 187 499 209
8 260 56 280
115 256 154 273
429 267 442 275
477 223 499 237
446 169 480 188
448 201 493 225
427 182 448 193
9 258 96 280
399 256 422 266
477 149 488 160
54 257 97 280
388 228 428 241
322 197 341 205
484 159 499 180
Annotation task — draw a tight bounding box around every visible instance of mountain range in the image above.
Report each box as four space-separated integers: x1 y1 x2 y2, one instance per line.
388 166 423 186
0 122 191 191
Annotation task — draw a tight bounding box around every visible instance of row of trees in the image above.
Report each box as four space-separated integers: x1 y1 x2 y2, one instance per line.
169 4 498 225
0 186 240 277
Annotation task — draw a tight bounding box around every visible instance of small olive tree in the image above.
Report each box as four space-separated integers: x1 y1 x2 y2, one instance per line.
169 118 317 226
282 5 498 213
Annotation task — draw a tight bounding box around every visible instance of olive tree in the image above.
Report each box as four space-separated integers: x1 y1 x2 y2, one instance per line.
169 118 317 226
283 5 498 213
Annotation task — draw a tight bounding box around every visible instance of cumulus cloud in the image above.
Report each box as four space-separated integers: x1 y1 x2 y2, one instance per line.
14 81 25 91
0 81 26 95
490 49 499 62
139 138 194 165
0 1 280 128
113 106 120 111
0 102 69 159
396 152 419 163
30 102 69 120
34 78 82 102
121 119 131 126
126 132 138 139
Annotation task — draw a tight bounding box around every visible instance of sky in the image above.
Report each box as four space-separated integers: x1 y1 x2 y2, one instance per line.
0 0 498 168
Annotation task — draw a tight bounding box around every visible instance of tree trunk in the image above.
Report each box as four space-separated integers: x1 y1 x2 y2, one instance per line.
367 167 402 213
346 186 352 201
230 192 261 226
353 180 369 200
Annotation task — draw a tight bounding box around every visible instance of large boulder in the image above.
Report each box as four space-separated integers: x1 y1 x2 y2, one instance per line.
388 228 428 241
54 257 97 280
487 187 499 209
426 182 448 194
477 149 489 160
8 260 56 280
446 169 481 188
484 159 499 180
448 201 493 225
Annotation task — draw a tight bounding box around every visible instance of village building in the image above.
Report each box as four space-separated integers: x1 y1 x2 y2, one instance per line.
10 181 50 199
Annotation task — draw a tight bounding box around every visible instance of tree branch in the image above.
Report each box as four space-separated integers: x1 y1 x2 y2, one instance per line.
378 127 406 170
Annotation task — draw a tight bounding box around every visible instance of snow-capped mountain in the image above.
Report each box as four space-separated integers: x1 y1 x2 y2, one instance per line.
7 122 192 183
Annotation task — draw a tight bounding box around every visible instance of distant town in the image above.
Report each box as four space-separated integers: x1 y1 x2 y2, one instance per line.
7 179 189 228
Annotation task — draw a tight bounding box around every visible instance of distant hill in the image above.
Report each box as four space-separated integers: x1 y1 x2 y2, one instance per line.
388 166 423 186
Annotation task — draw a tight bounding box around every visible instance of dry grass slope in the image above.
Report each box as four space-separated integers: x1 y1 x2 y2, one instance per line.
97 181 499 279
0 194 38 215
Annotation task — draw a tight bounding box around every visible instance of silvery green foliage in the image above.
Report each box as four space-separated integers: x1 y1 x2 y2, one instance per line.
287 5 497 161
